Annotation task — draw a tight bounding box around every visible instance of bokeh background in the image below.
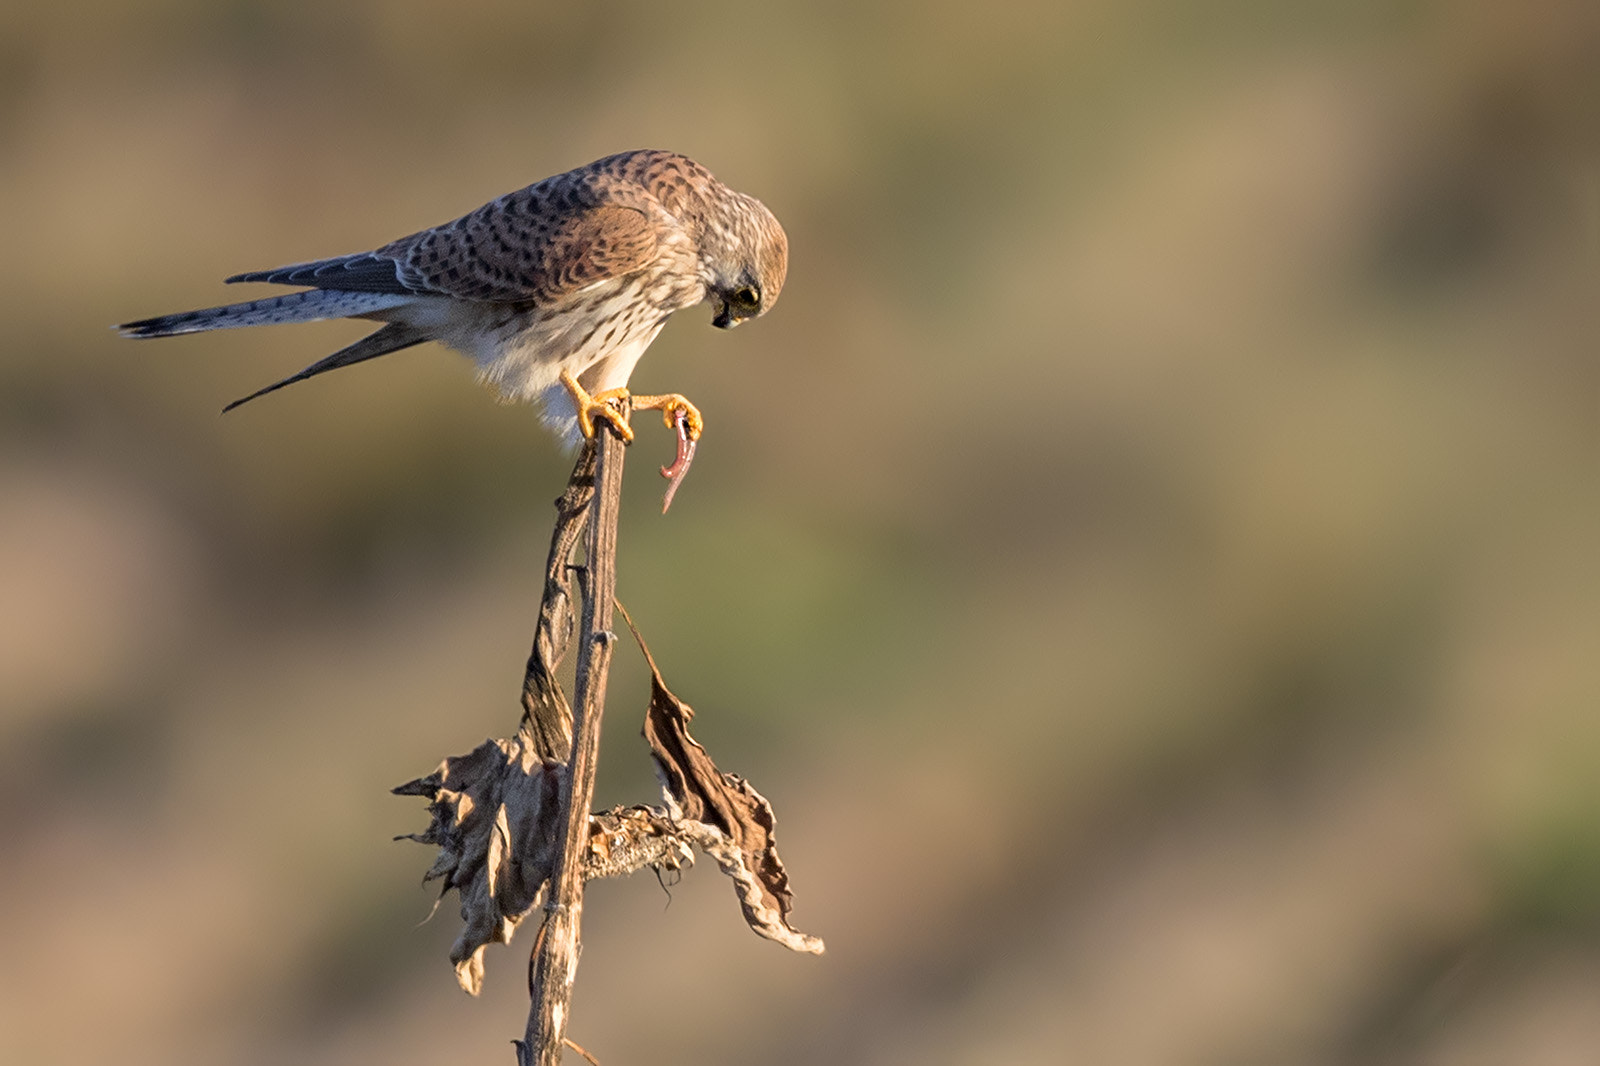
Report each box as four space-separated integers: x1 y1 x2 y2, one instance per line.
3 1 1599 1063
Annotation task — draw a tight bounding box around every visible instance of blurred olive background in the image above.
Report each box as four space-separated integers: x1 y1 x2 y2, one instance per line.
3 1 1599 1063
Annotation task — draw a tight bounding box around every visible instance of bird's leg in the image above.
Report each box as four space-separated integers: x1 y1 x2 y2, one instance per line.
630 393 704 442
560 369 634 442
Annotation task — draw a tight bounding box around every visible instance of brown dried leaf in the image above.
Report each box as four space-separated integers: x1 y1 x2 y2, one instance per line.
394 739 561 995
625 611 825 955
393 450 598 996
518 442 597 764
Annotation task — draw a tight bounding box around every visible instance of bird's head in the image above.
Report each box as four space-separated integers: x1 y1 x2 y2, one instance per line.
705 193 788 330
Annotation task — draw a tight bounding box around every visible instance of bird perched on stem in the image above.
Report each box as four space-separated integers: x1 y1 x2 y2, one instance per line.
120 150 788 457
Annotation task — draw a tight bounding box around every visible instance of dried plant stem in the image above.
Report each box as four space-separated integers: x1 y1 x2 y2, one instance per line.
399 399 818 1060
518 418 627 1066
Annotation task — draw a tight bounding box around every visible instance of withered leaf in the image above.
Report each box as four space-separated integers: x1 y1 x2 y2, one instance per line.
394 738 561 995
626 610 825 955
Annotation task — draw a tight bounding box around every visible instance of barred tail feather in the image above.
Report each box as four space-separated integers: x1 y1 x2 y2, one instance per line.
119 289 414 338
221 323 429 412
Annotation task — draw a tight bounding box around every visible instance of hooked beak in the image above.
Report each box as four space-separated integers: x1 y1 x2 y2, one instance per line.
712 302 742 330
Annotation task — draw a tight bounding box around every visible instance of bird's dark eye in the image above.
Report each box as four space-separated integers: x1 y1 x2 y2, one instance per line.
732 285 760 310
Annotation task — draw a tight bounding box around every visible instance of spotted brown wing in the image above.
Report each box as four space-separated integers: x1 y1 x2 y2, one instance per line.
380 180 661 305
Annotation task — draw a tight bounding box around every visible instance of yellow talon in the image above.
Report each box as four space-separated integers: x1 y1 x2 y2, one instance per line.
631 392 704 441
560 370 634 442
559 371 702 444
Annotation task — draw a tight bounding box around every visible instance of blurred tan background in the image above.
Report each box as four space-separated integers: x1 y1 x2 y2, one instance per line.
3 1 1599 1063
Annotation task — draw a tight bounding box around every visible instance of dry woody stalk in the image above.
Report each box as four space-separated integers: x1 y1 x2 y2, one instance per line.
395 413 822 1065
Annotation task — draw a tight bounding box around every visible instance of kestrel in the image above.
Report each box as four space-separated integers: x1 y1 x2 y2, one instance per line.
120 149 788 449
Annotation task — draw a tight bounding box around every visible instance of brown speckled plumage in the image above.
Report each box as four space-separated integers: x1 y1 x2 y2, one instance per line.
120 150 788 438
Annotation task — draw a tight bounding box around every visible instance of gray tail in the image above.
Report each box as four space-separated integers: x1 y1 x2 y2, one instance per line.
119 289 414 338
222 323 429 412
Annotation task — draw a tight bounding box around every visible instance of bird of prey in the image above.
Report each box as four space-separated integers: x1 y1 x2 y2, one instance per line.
120 149 788 452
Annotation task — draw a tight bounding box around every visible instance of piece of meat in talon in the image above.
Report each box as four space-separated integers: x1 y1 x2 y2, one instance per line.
660 409 698 513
